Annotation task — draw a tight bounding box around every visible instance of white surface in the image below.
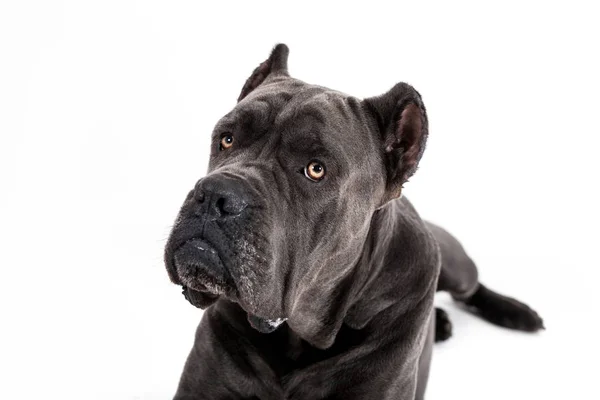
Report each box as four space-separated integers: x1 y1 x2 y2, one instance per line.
1 1 599 399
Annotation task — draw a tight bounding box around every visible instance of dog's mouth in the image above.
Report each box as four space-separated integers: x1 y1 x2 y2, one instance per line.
173 238 235 296
173 238 287 333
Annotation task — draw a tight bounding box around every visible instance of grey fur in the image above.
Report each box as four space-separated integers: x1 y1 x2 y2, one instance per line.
164 44 543 399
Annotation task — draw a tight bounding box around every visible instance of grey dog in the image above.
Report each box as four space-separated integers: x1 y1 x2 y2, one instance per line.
164 44 543 399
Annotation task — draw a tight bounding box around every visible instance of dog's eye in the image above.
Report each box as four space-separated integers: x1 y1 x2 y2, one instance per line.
304 160 325 181
219 135 234 150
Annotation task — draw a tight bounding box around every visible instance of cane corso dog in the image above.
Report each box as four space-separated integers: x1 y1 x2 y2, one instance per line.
164 44 543 399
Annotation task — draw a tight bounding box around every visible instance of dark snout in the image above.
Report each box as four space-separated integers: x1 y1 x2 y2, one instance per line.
191 174 251 217
165 173 255 300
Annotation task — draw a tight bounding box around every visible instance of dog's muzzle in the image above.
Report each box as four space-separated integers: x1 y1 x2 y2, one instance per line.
166 173 287 332
174 238 232 295
167 173 252 291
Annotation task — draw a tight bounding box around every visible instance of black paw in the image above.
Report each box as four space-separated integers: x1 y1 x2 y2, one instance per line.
481 297 545 332
463 284 545 332
435 307 453 342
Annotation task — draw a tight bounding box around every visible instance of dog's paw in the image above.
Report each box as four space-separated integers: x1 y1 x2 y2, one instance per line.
435 307 453 342
478 296 545 332
463 284 545 332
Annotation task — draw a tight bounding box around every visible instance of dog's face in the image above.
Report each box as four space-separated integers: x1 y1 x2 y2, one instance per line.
165 45 428 349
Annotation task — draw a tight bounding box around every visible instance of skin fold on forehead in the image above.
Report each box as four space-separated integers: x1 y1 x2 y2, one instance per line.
211 78 383 178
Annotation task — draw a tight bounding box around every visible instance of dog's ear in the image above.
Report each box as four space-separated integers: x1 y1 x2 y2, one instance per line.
237 43 290 102
363 83 428 202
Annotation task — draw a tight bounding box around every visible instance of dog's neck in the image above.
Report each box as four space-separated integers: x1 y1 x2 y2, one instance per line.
343 200 401 329
345 196 437 330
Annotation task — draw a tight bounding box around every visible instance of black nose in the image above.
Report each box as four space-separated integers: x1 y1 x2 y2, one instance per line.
193 174 250 217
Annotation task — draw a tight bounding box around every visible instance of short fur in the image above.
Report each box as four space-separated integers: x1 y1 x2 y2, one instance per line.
164 44 543 399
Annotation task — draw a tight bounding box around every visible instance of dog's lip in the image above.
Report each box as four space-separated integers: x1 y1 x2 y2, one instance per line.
176 237 218 255
174 238 224 269
173 238 236 295
182 285 219 309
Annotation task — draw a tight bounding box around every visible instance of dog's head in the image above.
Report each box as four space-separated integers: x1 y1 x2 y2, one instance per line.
164 44 428 349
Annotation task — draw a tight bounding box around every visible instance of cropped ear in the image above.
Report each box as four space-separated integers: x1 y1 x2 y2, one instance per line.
237 43 290 102
363 82 428 202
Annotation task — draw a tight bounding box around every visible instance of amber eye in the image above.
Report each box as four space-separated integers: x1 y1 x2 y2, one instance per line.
304 160 326 181
220 135 234 150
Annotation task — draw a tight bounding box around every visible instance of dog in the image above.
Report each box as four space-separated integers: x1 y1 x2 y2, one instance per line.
164 44 544 399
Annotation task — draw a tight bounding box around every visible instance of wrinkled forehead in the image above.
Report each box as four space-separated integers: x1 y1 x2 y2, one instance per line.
216 78 373 159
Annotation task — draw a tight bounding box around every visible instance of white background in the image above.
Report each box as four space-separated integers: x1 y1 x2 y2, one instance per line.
1 1 599 399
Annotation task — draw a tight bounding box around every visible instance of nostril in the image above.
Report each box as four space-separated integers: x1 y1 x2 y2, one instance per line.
193 187 205 203
214 196 247 215
215 197 226 213
193 179 207 203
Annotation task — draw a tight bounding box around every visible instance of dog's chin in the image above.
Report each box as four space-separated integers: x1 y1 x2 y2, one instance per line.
181 285 220 309
247 313 288 333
